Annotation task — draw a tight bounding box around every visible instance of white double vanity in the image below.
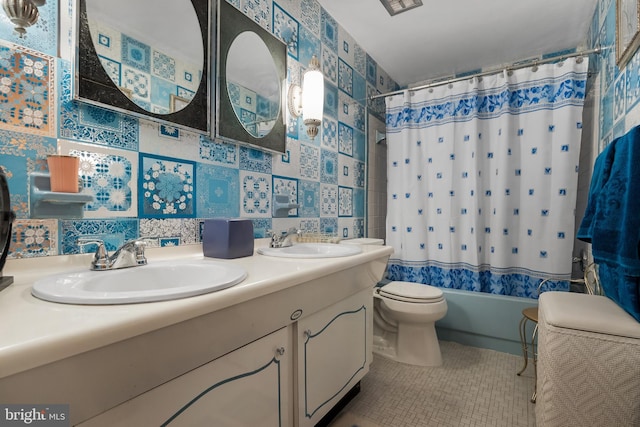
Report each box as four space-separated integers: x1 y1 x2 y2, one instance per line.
0 240 392 426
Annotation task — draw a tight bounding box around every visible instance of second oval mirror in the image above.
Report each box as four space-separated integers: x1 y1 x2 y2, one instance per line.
226 32 280 138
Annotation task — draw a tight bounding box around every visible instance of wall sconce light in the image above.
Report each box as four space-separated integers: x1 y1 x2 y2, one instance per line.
2 0 45 38
288 55 324 140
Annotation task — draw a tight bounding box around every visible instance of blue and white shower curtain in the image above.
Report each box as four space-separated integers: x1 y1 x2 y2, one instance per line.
385 58 588 298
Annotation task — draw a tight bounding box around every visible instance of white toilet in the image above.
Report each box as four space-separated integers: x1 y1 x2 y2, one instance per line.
373 281 448 366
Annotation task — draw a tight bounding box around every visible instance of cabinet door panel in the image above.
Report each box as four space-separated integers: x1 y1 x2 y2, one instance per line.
297 289 372 426
80 327 292 427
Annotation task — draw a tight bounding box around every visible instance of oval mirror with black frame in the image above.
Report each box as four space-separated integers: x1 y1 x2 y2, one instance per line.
216 0 287 154
75 0 211 133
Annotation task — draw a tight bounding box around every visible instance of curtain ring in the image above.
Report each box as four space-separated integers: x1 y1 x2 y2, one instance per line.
576 56 584 64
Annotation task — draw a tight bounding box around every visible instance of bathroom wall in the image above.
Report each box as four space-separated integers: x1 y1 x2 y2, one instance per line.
0 0 396 258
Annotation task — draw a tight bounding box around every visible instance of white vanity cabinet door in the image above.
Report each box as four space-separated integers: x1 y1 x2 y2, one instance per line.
296 288 372 427
79 327 292 427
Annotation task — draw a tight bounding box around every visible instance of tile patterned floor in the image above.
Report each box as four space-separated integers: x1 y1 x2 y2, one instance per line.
330 341 536 427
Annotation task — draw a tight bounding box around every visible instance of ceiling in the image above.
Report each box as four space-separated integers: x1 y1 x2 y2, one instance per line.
317 0 599 88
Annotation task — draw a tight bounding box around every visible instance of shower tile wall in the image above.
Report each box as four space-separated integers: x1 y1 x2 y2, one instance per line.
0 0 397 259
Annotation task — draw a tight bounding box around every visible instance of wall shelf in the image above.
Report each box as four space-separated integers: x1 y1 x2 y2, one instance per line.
29 172 94 219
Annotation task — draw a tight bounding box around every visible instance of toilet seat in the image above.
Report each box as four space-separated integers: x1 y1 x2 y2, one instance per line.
378 281 444 303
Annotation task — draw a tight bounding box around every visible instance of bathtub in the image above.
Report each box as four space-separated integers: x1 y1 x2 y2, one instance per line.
434 288 537 355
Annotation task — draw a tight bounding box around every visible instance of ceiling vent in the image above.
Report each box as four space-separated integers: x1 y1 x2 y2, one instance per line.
379 0 423 16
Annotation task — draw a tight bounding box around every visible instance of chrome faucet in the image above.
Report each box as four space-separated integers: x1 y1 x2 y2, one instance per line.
78 238 148 271
268 228 302 248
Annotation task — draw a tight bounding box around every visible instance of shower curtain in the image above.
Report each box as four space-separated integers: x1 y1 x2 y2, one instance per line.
385 58 588 298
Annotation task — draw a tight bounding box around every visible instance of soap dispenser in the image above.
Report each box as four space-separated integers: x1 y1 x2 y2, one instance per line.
272 193 299 218
0 166 15 291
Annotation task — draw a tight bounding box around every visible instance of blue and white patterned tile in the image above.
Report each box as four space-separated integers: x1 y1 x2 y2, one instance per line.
338 26 355 68
300 0 321 36
321 116 338 150
338 58 353 96
242 0 271 30
299 218 320 234
226 0 240 8
353 103 365 132
240 170 271 217
0 43 55 136
322 44 338 84
152 50 176 82
299 25 321 68
338 218 354 239
298 179 320 217
324 80 339 120
352 71 367 106
320 8 338 52
320 184 337 217
58 0 75 61
150 75 177 108
613 71 626 124
249 217 272 238
57 139 137 218
177 86 196 100
139 153 195 218
320 148 338 184
0 1 58 57
273 137 300 176
354 159 365 188
300 142 320 179
196 163 240 218
88 19 122 62
0 130 56 217
239 146 272 173
338 92 354 127
287 113 300 139
59 218 138 255
365 54 377 87
338 122 354 156
354 43 366 77
199 135 239 167
273 3 298 59
600 83 613 141
140 218 199 246
139 121 199 160
8 219 57 258
320 217 338 236
98 55 121 86
338 185 353 217
353 128 366 162
58 59 139 150
338 153 352 187
273 175 298 216
121 34 151 73
353 187 365 216
625 51 640 112
121 65 151 103
273 0 302 20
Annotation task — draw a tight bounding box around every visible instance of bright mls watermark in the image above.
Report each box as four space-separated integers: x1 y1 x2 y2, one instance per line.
0 405 69 426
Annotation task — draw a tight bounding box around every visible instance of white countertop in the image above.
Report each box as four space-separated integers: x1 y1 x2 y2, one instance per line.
0 239 392 379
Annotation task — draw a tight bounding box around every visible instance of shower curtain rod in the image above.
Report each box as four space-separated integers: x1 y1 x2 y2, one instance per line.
370 46 605 100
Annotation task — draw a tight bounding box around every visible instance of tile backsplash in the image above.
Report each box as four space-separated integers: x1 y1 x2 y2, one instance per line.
0 0 395 259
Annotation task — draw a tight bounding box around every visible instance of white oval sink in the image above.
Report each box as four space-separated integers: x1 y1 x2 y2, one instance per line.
257 243 362 258
31 260 248 305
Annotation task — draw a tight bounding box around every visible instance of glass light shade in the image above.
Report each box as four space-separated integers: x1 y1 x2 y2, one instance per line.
301 68 324 123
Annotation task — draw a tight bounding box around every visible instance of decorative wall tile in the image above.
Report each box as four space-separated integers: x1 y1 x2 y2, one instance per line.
366 54 377 86
354 43 366 77
197 163 240 218
273 175 298 216
152 50 176 81
339 153 352 187
60 218 138 255
199 136 239 167
298 179 320 217
338 91 354 127
58 59 139 150
322 116 337 150
272 138 300 176
324 80 339 119
320 183 337 217
9 219 57 258
139 121 199 161
0 1 58 57
139 153 195 218
121 35 151 72
320 217 338 234
240 146 272 173
98 56 121 85
338 26 356 67
122 65 150 102
242 0 271 30
626 52 640 112
338 58 353 96
300 0 321 36
0 130 56 217
353 128 366 162
320 8 338 52
614 71 625 124
354 160 365 188
240 171 271 217
249 217 272 238
299 218 320 233
0 43 55 136
139 218 199 246
300 142 319 179
338 185 353 217
353 103 365 131
353 71 367 105
299 26 321 67
320 148 338 184
150 76 177 107
322 45 338 84
58 139 137 218
338 122 354 156
354 188 365 216
273 3 298 59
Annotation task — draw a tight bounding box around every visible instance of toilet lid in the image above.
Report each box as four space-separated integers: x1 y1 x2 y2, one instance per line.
379 281 444 302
